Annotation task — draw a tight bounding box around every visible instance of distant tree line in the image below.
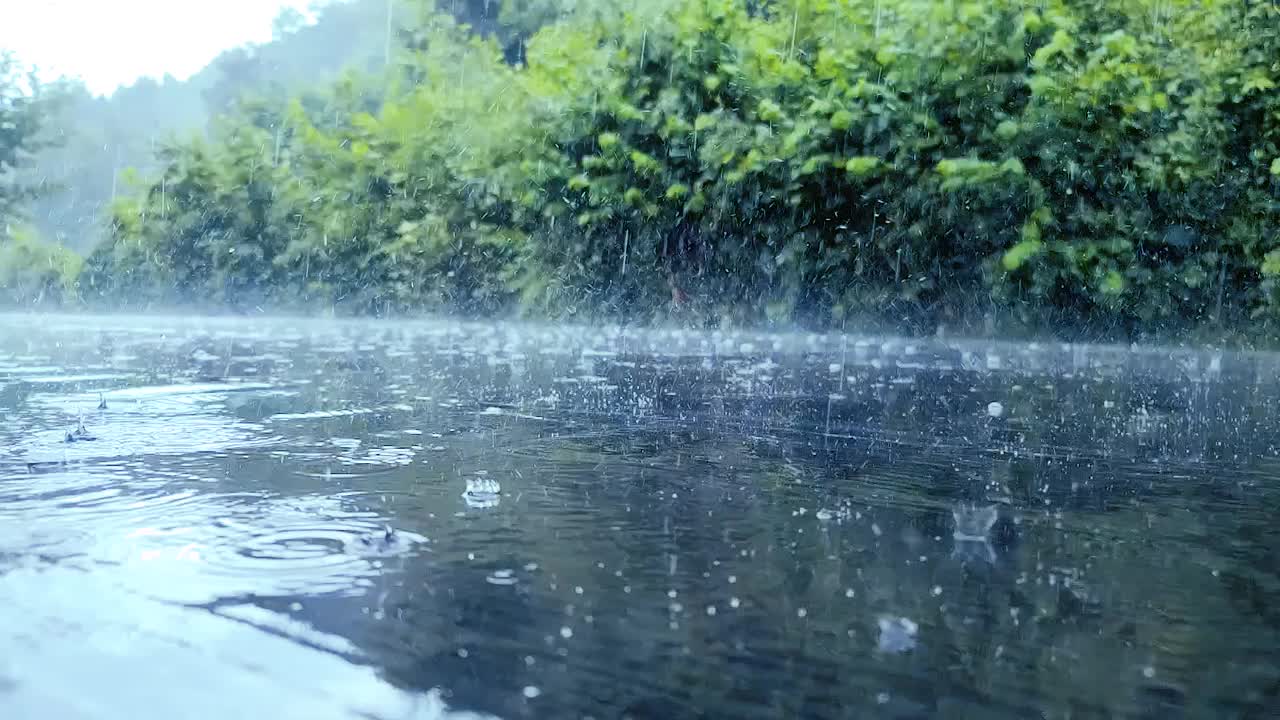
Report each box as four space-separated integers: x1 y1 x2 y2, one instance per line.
3 0 1280 344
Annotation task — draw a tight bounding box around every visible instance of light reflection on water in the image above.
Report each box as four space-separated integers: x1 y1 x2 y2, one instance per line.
0 312 1278 719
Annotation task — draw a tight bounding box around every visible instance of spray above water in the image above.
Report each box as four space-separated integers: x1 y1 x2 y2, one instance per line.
462 477 502 509
952 504 999 542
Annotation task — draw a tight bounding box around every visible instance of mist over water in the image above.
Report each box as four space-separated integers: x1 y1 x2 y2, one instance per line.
0 312 1277 718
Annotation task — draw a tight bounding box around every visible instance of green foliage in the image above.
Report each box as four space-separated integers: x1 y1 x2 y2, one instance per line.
89 13 523 316
0 226 82 306
21 0 397 254
83 123 296 310
274 20 524 315
68 0 1280 341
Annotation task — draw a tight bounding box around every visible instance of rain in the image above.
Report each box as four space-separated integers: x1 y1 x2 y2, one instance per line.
2 1 1280 719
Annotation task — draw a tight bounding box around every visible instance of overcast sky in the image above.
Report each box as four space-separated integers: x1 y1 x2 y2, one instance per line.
0 0 322 96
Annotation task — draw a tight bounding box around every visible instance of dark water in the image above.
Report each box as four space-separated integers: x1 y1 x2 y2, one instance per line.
2 313 1279 719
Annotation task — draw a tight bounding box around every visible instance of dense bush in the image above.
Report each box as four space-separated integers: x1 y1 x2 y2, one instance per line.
75 0 1280 341
0 226 82 307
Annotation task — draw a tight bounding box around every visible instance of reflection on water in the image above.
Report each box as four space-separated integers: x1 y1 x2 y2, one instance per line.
1 312 1279 719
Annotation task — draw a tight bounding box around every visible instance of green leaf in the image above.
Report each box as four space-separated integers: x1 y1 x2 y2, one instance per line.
1243 74 1276 95
1002 239 1042 271
664 183 689 200
630 150 661 174
1031 29 1074 69
999 158 1025 175
757 99 783 123
845 156 880 176
1262 249 1280 277
1101 270 1126 295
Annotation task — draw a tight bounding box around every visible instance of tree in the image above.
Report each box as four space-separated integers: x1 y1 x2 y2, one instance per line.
0 50 50 233
75 0 1280 344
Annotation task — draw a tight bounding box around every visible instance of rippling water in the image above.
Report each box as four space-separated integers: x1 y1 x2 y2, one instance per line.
2 312 1279 719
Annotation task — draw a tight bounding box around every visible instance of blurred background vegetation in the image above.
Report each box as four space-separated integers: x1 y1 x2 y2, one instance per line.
1 0 1278 344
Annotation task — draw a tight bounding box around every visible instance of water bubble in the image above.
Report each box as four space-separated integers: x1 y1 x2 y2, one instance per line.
486 569 518 586
987 401 1004 418
877 616 918 653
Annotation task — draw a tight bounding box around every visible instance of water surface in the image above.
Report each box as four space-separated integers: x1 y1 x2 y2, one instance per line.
2 313 1278 719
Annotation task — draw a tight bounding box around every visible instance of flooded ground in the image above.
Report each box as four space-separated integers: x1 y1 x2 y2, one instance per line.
2 312 1279 719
